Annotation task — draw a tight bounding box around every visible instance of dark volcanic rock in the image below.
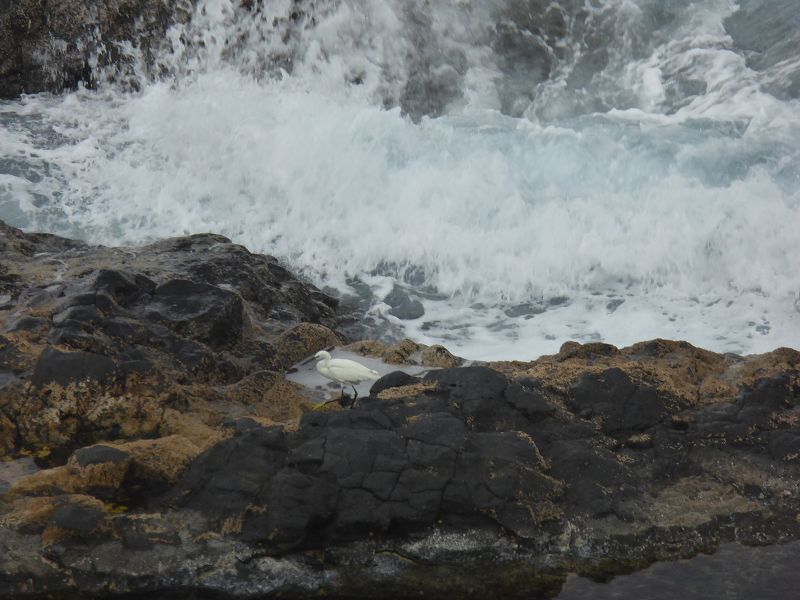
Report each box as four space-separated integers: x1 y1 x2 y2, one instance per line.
385 286 425 320
52 501 105 533
370 370 420 395
145 279 244 349
0 220 342 454
31 347 117 387
0 0 195 98
505 380 559 420
166 373 562 553
3 346 799 598
73 444 130 467
424 366 516 426
2 222 800 599
569 368 674 435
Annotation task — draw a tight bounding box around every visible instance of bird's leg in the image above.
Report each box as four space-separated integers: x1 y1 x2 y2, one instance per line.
319 386 350 409
349 385 359 409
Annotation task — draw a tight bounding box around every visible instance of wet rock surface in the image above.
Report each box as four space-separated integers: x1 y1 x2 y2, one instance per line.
0 0 195 98
0 219 341 456
2 222 800 599
384 286 425 320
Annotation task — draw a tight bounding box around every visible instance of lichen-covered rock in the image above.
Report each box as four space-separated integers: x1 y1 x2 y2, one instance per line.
491 338 800 407
0 411 15 454
273 322 340 369
340 339 389 358
0 220 345 457
383 338 424 364
420 344 464 368
342 338 465 367
4 435 204 505
209 369 314 423
2 493 107 539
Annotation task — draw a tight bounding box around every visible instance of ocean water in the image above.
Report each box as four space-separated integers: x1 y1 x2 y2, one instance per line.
1 0 799 360
555 541 800 600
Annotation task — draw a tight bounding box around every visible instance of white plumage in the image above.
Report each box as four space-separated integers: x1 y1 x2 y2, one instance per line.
314 350 379 404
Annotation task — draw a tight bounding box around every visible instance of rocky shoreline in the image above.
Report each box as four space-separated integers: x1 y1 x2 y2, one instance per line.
1 219 800 598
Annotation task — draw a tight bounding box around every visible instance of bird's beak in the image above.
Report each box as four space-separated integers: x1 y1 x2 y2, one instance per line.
302 346 336 365
301 352 319 365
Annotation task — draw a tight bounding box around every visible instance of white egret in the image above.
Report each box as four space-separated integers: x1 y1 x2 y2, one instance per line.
314 350 379 406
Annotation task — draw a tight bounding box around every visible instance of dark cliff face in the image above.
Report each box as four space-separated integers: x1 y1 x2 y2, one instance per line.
0 0 194 98
1 220 800 599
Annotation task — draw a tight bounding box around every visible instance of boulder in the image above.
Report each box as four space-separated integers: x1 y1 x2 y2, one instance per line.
370 370 420 395
144 279 245 349
31 348 117 387
384 286 425 320
420 344 464 368
2 493 107 539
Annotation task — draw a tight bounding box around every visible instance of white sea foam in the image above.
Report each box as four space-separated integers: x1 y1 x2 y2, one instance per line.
1 0 799 360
